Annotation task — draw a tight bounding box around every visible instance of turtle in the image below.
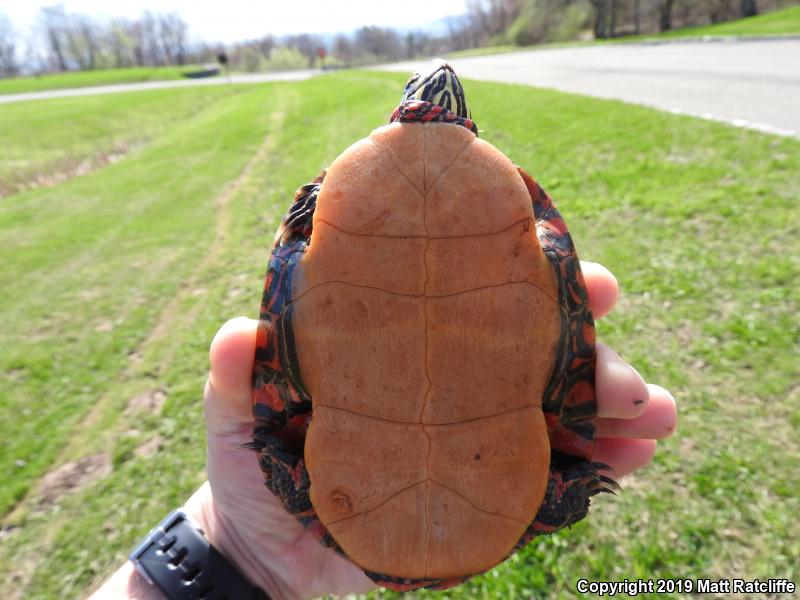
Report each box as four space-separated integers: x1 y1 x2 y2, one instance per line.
250 61 617 592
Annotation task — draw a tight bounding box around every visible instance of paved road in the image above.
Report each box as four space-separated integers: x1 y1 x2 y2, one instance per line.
0 70 316 105
3 40 798 138
378 39 800 138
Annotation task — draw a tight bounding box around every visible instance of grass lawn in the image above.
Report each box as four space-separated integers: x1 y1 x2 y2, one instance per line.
0 86 241 197
449 5 800 58
650 4 800 39
1 71 798 599
0 65 213 96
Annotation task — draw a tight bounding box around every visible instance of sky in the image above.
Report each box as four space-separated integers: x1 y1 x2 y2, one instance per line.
0 0 471 44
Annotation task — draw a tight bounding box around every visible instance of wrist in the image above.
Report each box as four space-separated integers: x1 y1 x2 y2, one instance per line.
183 482 285 600
89 561 167 600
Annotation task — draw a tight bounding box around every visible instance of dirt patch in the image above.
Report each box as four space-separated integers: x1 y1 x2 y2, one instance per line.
94 319 115 332
37 454 111 509
0 143 140 199
124 388 167 416
227 286 245 301
143 110 284 350
0 524 19 541
135 435 165 458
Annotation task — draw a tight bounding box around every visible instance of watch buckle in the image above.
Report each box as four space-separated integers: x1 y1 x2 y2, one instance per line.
129 509 191 586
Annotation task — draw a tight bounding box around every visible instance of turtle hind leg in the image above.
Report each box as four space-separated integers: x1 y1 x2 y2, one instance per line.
535 453 619 533
251 431 340 550
253 433 312 515
514 453 618 550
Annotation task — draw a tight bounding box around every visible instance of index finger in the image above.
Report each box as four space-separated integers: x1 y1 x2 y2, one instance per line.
581 261 619 319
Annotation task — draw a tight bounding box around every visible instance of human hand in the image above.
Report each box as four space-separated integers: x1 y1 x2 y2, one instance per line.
188 261 677 600
579 262 678 478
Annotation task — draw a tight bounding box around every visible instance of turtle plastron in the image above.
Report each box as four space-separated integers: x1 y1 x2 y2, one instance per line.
250 64 618 592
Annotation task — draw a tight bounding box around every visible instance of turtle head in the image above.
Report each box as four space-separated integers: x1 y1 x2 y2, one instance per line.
399 60 471 120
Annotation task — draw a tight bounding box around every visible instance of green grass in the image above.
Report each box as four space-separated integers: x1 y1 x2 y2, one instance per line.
0 86 240 197
1 71 798 599
451 5 800 58
0 65 210 96
0 83 275 515
623 4 800 41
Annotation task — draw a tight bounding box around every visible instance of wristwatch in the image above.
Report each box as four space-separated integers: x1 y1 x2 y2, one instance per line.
130 509 270 599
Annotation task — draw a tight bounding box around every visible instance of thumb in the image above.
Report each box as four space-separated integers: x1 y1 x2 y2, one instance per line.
205 316 259 435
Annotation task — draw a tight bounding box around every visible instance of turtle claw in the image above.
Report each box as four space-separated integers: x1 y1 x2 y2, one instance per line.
587 472 620 497
517 457 621 542
598 474 621 489
590 461 615 473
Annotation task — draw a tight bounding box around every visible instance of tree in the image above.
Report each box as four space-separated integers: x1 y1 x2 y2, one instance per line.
590 0 617 39
609 0 617 37
257 34 275 60
405 31 416 59
108 19 135 68
466 0 523 39
65 14 99 70
158 13 188 65
141 11 163 65
659 0 675 32
445 15 475 50
741 0 757 17
333 34 354 64
39 5 69 71
353 26 402 62
0 13 17 75
285 33 323 68
130 20 145 66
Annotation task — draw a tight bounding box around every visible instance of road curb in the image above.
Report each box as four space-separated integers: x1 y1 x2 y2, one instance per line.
627 33 800 45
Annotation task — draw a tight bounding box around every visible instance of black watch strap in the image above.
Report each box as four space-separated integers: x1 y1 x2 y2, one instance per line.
130 509 270 600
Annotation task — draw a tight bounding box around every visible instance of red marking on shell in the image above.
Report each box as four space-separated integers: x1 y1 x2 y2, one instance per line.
291 459 306 487
569 285 583 306
383 577 465 593
286 385 305 404
565 380 594 407
553 473 568 501
254 386 284 413
531 521 558 533
549 217 567 236
550 427 593 458
289 414 310 429
549 379 565 401
255 323 269 348
569 356 592 370
538 221 558 237
545 411 558 430
583 322 596 345
261 271 273 293
260 356 281 373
